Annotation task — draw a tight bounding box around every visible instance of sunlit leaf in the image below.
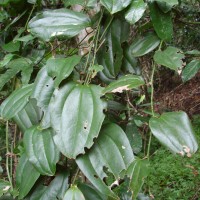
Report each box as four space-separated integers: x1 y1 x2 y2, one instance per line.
28 9 91 41
63 186 85 200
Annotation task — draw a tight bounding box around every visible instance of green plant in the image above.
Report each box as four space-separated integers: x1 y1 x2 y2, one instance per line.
0 0 199 199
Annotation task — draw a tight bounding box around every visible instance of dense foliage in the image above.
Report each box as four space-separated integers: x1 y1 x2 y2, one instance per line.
0 0 200 199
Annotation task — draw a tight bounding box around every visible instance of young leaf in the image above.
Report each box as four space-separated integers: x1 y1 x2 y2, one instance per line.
153 47 185 71
49 82 106 158
46 55 81 87
63 186 85 200
23 126 60 176
13 99 42 133
129 33 160 57
0 180 10 197
125 0 147 24
78 183 107 200
102 74 144 94
16 154 40 199
127 159 149 200
1 84 33 119
149 2 173 41
100 0 131 14
149 111 198 156
31 67 55 111
25 172 69 200
2 41 20 52
182 60 200 82
28 9 91 41
76 123 134 198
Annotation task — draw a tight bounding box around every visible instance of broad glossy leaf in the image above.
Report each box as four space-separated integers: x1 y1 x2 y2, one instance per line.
76 123 134 198
25 172 69 200
102 75 144 94
127 159 149 200
49 82 106 158
156 0 178 8
78 183 107 200
46 55 81 87
28 9 91 41
24 126 59 176
31 67 54 111
182 60 200 82
130 33 160 57
0 58 32 91
97 18 129 82
0 54 14 68
2 41 20 52
1 84 33 119
125 0 147 24
149 111 198 155
100 0 131 14
16 154 40 199
13 99 42 133
149 2 173 41
153 47 184 71
63 186 85 200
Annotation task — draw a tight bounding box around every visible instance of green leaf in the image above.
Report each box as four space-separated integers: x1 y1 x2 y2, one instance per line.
102 75 144 94
1 84 33 119
78 183 107 200
25 172 69 200
16 154 40 199
0 58 32 91
125 0 147 24
149 2 173 41
2 41 20 53
49 82 106 158
31 67 54 111
0 54 14 68
126 120 142 154
130 33 160 57
0 180 10 197
155 0 178 8
23 126 59 176
13 99 42 133
182 60 200 82
100 0 131 14
46 55 81 87
153 47 185 71
76 123 134 198
28 9 91 41
97 18 129 82
127 159 149 200
63 186 85 200
149 111 198 155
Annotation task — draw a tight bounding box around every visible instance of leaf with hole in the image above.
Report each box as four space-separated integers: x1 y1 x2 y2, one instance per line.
25 172 69 200
76 123 134 198
182 60 200 82
153 47 185 71
102 75 144 94
46 55 81 87
125 0 147 24
23 126 59 176
49 82 106 158
129 33 160 57
97 18 129 82
63 186 85 200
16 154 40 199
1 84 33 119
149 2 173 41
149 111 198 156
127 159 149 200
100 0 131 14
28 9 91 41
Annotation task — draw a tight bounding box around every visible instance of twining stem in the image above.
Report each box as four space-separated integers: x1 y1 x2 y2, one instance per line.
72 168 80 185
6 121 13 190
25 3 36 30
